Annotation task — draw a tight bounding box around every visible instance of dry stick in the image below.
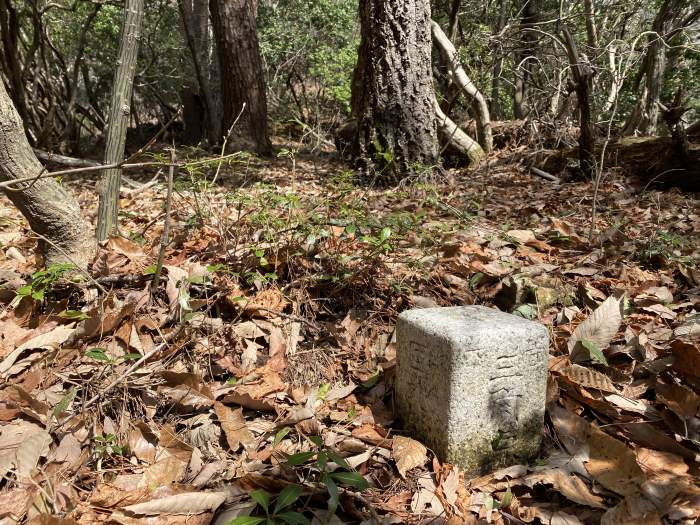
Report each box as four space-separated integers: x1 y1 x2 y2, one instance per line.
1 109 183 192
210 102 247 187
530 166 560 183
151 150 176 292
0 161 166 190
55 325 185 430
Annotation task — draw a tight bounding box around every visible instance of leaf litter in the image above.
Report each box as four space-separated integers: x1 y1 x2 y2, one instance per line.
0 145 698 524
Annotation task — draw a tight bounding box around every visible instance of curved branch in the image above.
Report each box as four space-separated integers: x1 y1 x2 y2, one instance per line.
431 20 492 152
434 96 484 166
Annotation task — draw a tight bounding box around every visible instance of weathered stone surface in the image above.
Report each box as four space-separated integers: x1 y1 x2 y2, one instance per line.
395 305 548 474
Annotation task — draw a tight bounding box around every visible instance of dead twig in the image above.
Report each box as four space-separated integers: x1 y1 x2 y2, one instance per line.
151 150 176 292
530 166 560 183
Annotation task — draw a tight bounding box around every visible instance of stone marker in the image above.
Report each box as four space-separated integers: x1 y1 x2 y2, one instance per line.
395 305 548 474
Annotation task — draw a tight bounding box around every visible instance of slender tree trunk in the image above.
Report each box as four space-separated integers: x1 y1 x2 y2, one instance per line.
64 4 101 154
447 0 461 42
96 0 144 241
0 0 31 138
562 26 595 178
179 0 222 145
351 0 438 183
622 0 699 136
431 21 492 152
0 82 94 268
209 0 272 155
489 0 506 119
513 0 537 119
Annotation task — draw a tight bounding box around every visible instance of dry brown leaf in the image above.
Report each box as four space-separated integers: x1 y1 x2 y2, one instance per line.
128 423 158 464
560 364 617 393
655 380 700 418
671 339 700 377
392 436 427 478
214 402 255 451
122 491 227 515
14 430 52 479
601 491 662 525
585 425 646 496
568 295 623 362
0 324 75 375
636 448 688 477
523 468 606 508
267 325 287 372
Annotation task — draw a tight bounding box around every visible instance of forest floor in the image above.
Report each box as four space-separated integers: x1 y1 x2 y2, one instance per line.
0 137 699 525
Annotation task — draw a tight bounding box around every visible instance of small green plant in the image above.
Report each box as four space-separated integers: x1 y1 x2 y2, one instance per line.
283 435 369 515
361 226 393 254
226 485 309 525
637 230 691 268
15 262 76 301
93 434 127 457
85 348 141 365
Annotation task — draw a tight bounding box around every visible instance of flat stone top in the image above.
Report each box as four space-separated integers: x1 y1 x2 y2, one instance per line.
398 305 546 338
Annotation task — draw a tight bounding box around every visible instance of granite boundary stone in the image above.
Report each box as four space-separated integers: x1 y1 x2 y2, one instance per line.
395 305 549 474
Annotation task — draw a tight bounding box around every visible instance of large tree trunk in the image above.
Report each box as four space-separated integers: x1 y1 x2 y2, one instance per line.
431 21 492 153
179 0 222 146
0 82 95 268
351 0 438 183
513 0 537 119
95 0 144 241
209 0 272 155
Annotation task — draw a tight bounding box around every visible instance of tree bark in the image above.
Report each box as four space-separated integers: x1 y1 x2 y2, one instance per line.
0 0 31 138
562 26 595 178
489 0 507 120
513 0 537 119
0 82 94 268
431 21 492 152
622 1 700 136
351 0 438 183
96 0 144 241
179 0 222 145
209 0 272 155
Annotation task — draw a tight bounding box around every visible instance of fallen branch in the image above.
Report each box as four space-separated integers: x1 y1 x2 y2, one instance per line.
530 167 560 183
33 148 100 168
434 97 485 166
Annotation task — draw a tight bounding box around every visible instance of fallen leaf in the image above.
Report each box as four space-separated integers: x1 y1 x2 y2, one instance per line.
214 402 255 451
568 296 623 362
122 491 227 515
392 436 427 478
560 364 618 393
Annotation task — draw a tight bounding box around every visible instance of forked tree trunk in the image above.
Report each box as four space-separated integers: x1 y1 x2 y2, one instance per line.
623 0 700 136
513 0 537 119
95 0 144 241
0 82 94 268
209 0 272 155
489 0 507 120
179 0 222 145
431 21 492 152
0 0 31 139
562 26 595 178
351 0 438 183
